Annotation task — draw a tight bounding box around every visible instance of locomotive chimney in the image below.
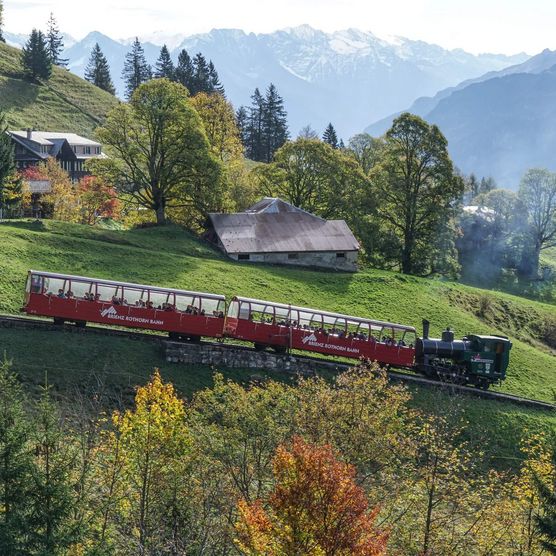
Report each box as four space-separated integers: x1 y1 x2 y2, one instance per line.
422 319 430 340
26 127 32 140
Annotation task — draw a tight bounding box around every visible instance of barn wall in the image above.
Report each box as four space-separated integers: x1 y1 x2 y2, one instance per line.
229 251 358 272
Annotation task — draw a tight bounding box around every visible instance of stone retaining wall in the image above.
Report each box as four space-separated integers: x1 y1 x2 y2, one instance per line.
164 341 350 376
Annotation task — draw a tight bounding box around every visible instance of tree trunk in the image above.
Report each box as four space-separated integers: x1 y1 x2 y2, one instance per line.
154 204 165 225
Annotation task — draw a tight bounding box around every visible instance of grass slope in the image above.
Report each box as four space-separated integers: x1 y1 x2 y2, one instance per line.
0 219 554 400
0 42 118 137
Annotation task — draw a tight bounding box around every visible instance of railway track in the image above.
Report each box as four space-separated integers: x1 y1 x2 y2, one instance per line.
1 314 554 412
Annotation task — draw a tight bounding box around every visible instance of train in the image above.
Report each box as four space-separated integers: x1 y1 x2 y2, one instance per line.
22 270 512 388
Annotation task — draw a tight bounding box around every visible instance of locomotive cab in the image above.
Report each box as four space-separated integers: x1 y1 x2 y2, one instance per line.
463 335 512 383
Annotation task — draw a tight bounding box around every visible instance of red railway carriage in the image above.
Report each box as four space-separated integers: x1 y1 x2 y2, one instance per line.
224 296 417 367
23 271 227 339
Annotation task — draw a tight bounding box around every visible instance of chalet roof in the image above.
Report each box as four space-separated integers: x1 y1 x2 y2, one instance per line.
10 131 101 147
209 200 360 254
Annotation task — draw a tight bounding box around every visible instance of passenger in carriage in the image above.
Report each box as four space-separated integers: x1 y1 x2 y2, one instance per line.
146 300 154 309
65 290 74 299
200 308 205 316
185 305 193 314
111 295 120 305
94 293 101 302
57 289 65 298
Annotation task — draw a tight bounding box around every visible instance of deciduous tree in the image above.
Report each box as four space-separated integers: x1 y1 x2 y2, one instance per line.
518 168 556 278
78 175 120 224
235 436 389 556
0 110 15 216
190 92 243 161
96 78 223 226
374 113 464 275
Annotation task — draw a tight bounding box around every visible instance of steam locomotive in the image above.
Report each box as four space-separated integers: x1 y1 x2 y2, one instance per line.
415 320 512 389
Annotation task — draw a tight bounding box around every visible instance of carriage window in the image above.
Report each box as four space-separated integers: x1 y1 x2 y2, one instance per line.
238 301 251 319
175 294 195 312
29 274 44 293
200 297 221 315
96 284 120 302
149 291 170 309
69 280 92 299
43 277 66 296
123 286 146 306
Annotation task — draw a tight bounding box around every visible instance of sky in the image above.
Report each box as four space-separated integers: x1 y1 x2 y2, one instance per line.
5 0 556 55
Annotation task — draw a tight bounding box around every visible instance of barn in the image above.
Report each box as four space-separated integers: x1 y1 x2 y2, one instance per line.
207 198 360 271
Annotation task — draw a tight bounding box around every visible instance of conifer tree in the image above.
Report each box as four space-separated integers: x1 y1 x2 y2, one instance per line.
154 44 175 79
0 359 33 553
236 106 249 149
28 384 82 553
84 43 115 95
261 83 289 163
0 110 15 218
46 12 68 67
175 48 194 91
0 1 5 43
245 87 265 161
322 122 339 149
21 29 52 81
122 37 152 100
192 52 211 94
208 60 225 95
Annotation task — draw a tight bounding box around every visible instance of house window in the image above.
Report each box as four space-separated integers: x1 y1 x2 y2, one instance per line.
288 253 299 260
84 146 91 154
95 147 101 154
336 252 346 259
238 254 250 261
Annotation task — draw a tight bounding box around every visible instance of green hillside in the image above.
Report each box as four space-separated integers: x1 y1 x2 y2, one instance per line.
0 42 119 137
0 219 554 400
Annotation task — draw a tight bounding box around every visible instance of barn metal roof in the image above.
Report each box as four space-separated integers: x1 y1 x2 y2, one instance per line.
208 211 360 254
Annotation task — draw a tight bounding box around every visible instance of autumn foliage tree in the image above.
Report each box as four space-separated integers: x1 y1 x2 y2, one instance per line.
235 436 389 556
78 175 120 224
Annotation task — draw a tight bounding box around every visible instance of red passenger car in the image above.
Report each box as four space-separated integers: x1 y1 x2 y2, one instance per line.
23 271 227 340
224 296 416 367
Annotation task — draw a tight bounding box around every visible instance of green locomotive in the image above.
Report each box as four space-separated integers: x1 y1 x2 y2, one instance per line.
415 320 512 389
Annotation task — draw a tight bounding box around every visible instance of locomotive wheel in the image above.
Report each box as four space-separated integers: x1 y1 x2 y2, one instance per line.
53 317 65 325
254 343 266 351
75 320 87 328
272 345 287 354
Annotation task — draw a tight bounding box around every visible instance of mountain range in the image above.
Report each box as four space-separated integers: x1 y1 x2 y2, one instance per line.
6 26 527 138
366 49 556 187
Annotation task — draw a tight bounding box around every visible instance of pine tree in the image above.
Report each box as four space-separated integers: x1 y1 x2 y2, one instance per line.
84 43 115 95
245 87 265 161
21 29 52 81
322 122 339 149
0 110 15 218
46 12 68 67
122 37 152 100
175 48 194 91
0 1 5 43
236 106 249 149
0 358 33 554
208 60 225 95
192 52 211 94
262 83 289 163
154 44 175 79
28 384 82 553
